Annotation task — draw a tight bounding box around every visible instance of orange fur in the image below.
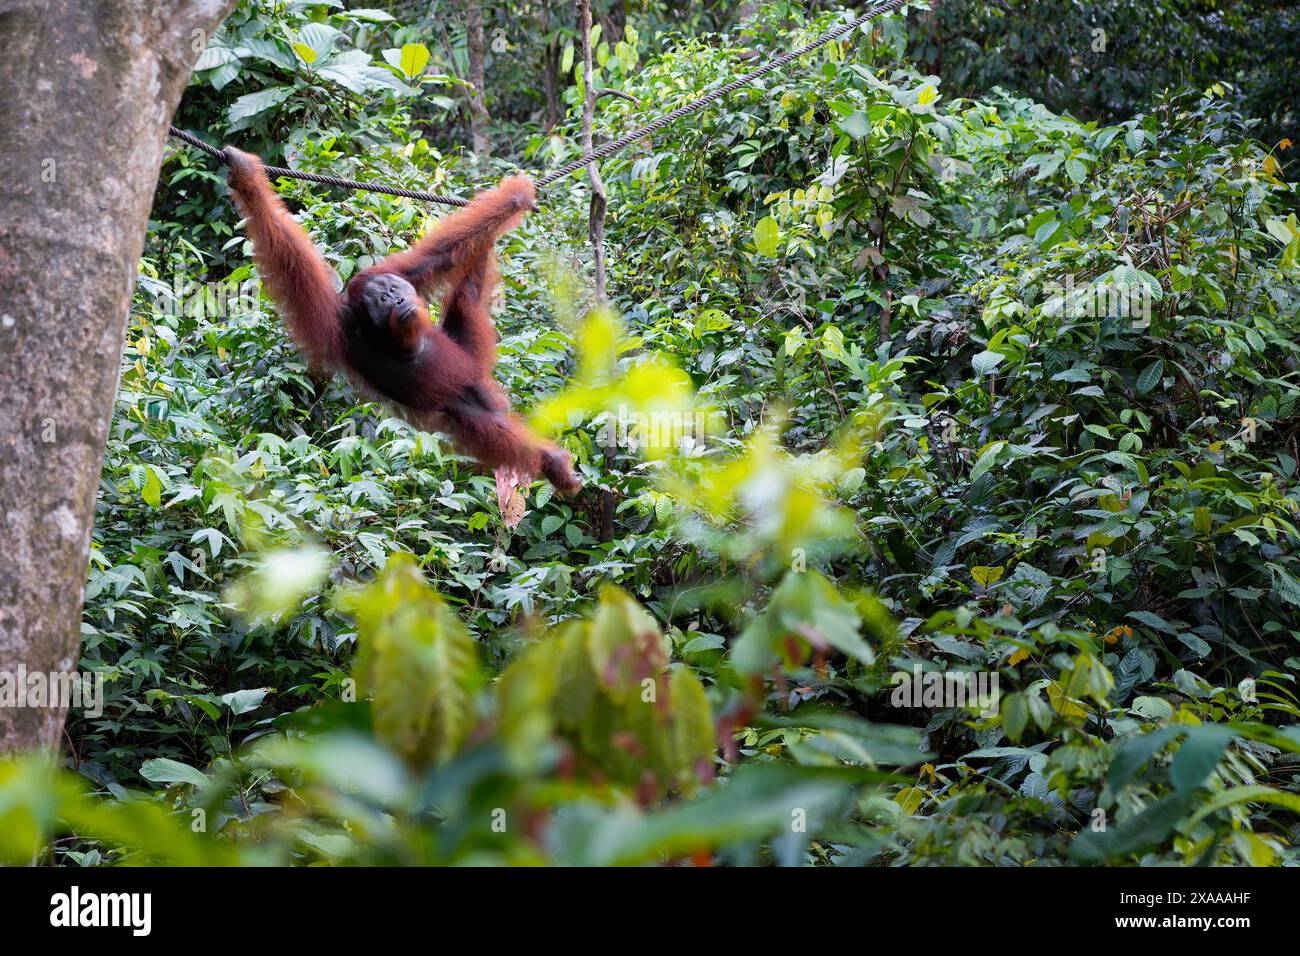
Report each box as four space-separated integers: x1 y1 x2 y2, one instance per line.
356 174 536 298
225 149 579 494
226 148 343 370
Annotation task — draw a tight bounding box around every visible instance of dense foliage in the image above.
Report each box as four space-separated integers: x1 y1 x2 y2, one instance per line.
909 0 1298 152
3 0 1299 867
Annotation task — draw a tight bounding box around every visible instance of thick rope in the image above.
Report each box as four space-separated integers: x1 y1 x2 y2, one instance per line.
168 0 908 204
534 0 910 189
168 125 470 206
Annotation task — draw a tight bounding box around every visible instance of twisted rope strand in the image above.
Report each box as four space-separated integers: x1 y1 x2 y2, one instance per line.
168 125 470 206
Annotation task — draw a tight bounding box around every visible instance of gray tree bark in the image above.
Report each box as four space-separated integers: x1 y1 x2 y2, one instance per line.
578 0 607 306
465 0 492 158
577 0 616 542
0 0 236 753
541 0 561 131
599 0 626 44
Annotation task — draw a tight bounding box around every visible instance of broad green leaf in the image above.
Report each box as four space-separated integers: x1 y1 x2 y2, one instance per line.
668 668 715 793
1171 726 1234 792
969 441 1006 484
1127 610 1176 635
732 570 874 675
838 111 871 138
565 765 868 866
1034 220 1065 249
1105 727 1184 796
228 86 293 125
139 758 209 788
1001 693 1028 743
221 688 269 715
1187 785 1300 828
754 216 780 257
1069 793 1196 864
141 468 162 508
398 42 430 79
350 556 482 767
1136 359 1164 394
971 350 1003 377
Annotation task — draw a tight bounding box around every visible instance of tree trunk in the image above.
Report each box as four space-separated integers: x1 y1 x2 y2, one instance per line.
579 1 608 305
600 0 626 44
578 0 615 542
0 0 236 754
465 0 491 158
541 0 561 131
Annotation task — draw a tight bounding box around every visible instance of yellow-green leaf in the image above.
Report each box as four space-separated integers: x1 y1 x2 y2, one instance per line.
141 468 162 508
398 42 430 79
754 216 780 257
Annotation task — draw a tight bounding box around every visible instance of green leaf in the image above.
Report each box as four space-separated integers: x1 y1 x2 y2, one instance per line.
297 22 342 60
141 468 162 508
1171 726 1234 793
1034 220 1065 249
398 42 430 79
837 467 865 496
969 441 1006 484
351 556 482 767
668 668 715 791
1187 785 1300 828
1130 696 1174 720
732 570 875 675
1271 567 1300 606
1265 217 1297 245
241 38 296 71
754 216 780 257
194 44 241 72
654 497 674 524
1069 793 1196 864
1127 610 1176 635
220 688 269 715
320 51 416 95
348 8 397 22
1136 359 1164 394
1001 692 1028 743
837 111 871 139
971 350 1003 377
228 86 293 125
139 758 209 788
1106 727 1184 796
764 712 927 765
567 765 868 866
